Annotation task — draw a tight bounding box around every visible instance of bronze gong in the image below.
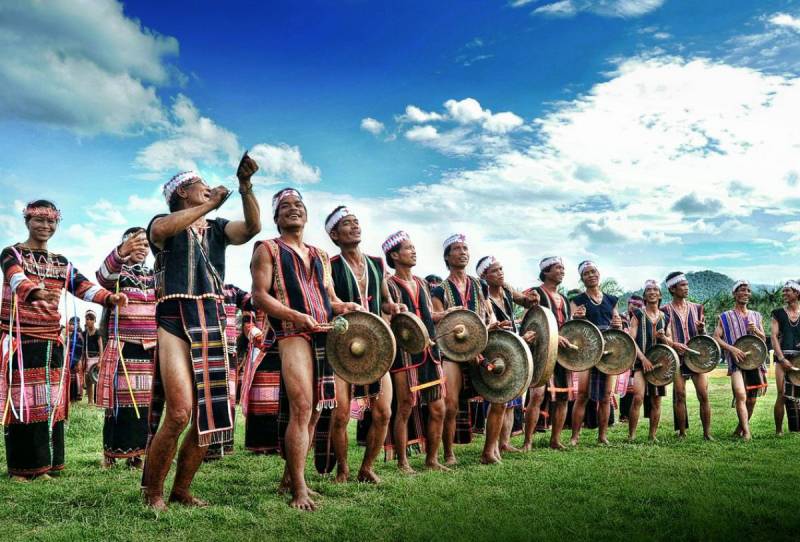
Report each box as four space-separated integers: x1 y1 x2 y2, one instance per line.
684 335 720 374
436 309 488 362
470 330 533 404
326 312 396 385
644 344 679 387
596 329 636 375
557 319 604 372
732 335 768 371
519 305 559 388
391 311 430 355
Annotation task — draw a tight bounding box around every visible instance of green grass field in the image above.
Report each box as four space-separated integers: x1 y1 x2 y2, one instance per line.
2 370 798 541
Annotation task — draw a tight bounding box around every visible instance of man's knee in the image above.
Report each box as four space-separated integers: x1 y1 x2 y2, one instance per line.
331 407 350 430
163 404 192 434
371 402 391 427
428 400 445 422
674 389 687 404
631 393 644 408
396 396 414 419
289 397 314 424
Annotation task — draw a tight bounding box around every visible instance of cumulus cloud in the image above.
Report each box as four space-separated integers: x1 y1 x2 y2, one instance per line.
397 105 444 123
671 193 722 217
524 0 666 18
727 12 800 72
0 0 178 134
360 117 385 135
247 143 321 185
770 13 800 32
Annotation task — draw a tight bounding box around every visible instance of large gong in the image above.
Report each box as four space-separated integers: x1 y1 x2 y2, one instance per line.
733 335 768 371
391 311 430 355
558 319 604 372
596 329 636 375
327 312 396 385
684 335 720 374
519 305 559 388
644 344 679 387
470 330 533 404
782 350 800 387
436 309 488 362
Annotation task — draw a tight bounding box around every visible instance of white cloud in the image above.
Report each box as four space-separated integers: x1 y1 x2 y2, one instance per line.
248 143 321 185
0 0 178 134
528 0 665 18
483 111 525 133
444 98 489 124
85 199 127 226
135 94 240 177
769 13 800 32
397 105 444 123
360 117 385 135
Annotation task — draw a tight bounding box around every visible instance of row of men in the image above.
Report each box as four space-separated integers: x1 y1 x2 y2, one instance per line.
1 154 798 513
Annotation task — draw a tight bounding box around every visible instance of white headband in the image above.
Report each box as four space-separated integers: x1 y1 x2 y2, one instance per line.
272 188 303 215
785 280 800 293
665 273 688 288
539 256 562 271
443 233 466 250
163 171 202 204
732 279 750 294
578 260 597 275
644 279 660 291
476 256 497 277
325 207 353 235
382 231 409 253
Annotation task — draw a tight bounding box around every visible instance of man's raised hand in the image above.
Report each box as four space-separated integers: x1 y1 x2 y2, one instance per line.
237 151 259 182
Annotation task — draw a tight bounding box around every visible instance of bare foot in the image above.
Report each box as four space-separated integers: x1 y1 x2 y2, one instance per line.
703 434 715 442
626 435 636 443
742 432 752 442
500 444 522 453
649 436 659 444
37 473 54 481
569 438 579 447
480 453 501 465
493 450 503 462
424 461 451 472
549 441 566 451
289 491 317 512
10 475 29 483
776 431 784 437
398 463 417 475
597 437 610 446
357 469 381 484
444 455 458 466
168 492 209 507
522 442 533 452
333 470 349 484
676 433 687 440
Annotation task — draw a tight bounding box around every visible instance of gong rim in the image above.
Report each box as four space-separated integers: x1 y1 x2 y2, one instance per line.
596 329 636 375
437 309 488 362
470 329 533 404
684 335 721 374
558 319 604 372
326 311 397 385
390 311 430 355
733 335 768 371
520 305 559 388
644 344 679 386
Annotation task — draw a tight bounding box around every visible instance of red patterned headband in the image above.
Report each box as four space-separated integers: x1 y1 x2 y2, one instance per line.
23 206 62 222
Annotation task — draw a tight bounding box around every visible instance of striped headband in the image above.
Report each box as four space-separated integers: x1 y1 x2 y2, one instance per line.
443 233 466 250
665 273 688 288
382 230 409 253
476 256 497 277
539 256 562 271
163 171 202 204
732 279 750 294
784 280 800 294
272 188 303 215
23 205 62 222
643 279 660 291
578 260 597 275
325 206 353 235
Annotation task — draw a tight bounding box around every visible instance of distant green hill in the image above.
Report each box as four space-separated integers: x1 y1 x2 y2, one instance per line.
618 270 774 305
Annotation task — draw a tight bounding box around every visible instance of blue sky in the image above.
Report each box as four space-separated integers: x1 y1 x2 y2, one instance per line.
1 0 799 298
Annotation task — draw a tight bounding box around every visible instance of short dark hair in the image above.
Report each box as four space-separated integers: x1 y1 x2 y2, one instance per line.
123 226 145 238
425 274 442 285
629 294 644 302
385 244 402 269
443 245 452 269
539 263 557 283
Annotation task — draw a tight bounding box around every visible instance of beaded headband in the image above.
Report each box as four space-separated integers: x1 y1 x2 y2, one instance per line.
578 260 597 275
382 231 410 253
665 273 688 288
272 188 303 215
325 206 353 235
163 171 203 204
443 233 466 250
23 206 61 222
476 256 497 277
539 256 562 271
785 280 800 294
732 279 750 294
643 279 660 291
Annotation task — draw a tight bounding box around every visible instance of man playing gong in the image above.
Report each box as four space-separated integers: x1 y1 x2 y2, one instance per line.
476 255 537 463
250 188 360 511
661 271 712 440
430 234 497 465
713 280 767 441
569 260 623 446
325 206 402 483
769 280 800 434
523 256 574 451
627 280 673 442
383 231 449 472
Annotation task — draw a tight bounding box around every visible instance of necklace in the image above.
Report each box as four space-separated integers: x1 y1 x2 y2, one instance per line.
786 306 800 328
21 244 51 287
341 254 369 308
587 290 603 306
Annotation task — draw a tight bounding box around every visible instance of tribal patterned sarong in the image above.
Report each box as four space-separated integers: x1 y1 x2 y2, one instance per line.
1 338 67 476
786 378 800 432
147 298 233 449
244 344 282 453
